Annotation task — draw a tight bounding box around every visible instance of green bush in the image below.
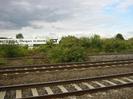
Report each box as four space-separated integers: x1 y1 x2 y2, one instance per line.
80 37 91 48
46 36 86 63
37 40 56 53
103 39 130 53
44 35 133 63
0 44 28 58
0 58 6 65
89 35 103 50
1 34 130 63
80 35 103 53
59 36 80 47
47 45 86 63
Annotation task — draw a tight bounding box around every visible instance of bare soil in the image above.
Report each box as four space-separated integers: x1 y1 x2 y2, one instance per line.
1 65 133 85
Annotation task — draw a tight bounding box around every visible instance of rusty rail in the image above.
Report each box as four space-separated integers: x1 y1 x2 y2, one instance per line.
0 59 133 74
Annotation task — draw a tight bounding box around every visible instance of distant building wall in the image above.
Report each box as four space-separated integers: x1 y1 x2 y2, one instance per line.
0 38 58 49
0 38 58 45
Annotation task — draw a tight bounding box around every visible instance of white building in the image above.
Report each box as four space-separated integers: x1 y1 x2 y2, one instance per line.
0 38 58 48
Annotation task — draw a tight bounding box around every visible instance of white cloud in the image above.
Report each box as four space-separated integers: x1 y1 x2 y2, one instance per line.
0 0 133 38
116 0 133 10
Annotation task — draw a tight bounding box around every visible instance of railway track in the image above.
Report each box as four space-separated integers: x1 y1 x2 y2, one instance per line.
1 59 133 75
1 72 133 99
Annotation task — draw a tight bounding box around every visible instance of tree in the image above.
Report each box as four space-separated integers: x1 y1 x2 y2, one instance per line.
59 36 80 47
16 33 24 39
115 33 124 40
90 35 103 50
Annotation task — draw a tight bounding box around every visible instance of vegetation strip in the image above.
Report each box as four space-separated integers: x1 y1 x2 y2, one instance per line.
0 52 133 60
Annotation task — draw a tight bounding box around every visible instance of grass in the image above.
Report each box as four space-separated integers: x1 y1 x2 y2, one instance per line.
0 53 133 67
0 58 49 66
0 58 6 65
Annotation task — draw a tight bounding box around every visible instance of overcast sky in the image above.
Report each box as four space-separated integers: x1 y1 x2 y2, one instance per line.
0 0 133 39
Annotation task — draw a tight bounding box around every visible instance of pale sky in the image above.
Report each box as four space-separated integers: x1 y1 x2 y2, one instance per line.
0 0 133 39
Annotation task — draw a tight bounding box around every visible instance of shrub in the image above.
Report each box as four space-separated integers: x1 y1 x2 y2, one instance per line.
103 39 130 53
80 35 103 53
37 40 56 53
90 35 103 50
47 36 86 63
0 58 6 65
47 45 86 63
80 37 91 48
0 44 28 58
59 36 80 47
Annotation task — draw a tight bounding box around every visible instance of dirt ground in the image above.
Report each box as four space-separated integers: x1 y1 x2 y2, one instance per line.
1 64 133 85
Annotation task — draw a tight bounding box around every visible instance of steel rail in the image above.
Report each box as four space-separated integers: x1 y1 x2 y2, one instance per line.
0 60 133 74
1 71 133 90
0 58 133 70
1 72 133 99
19 82 133 99
0 59 133 70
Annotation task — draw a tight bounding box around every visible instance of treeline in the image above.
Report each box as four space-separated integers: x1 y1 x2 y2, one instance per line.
37 34 133 63
0 33 133 63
